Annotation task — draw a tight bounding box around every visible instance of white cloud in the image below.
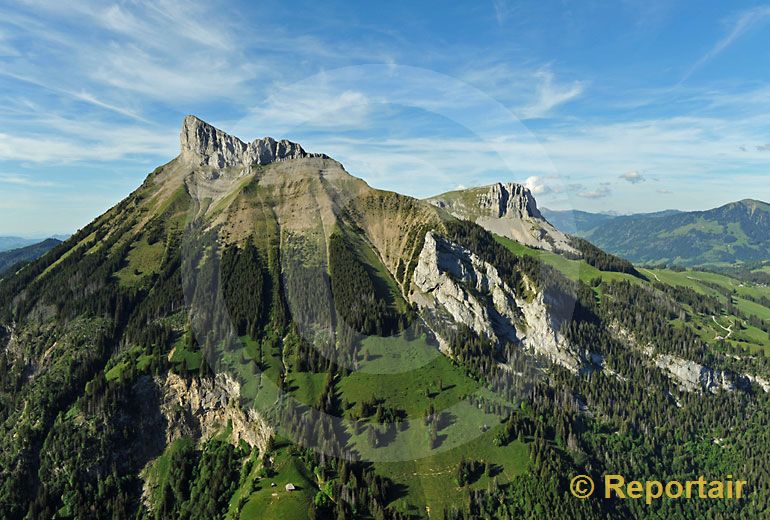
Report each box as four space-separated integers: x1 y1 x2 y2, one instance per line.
0 118 175 163
0 70 150 123
620 170 645 184
523 175 551 195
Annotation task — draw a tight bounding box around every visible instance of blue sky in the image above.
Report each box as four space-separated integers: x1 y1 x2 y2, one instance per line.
1 0 769 235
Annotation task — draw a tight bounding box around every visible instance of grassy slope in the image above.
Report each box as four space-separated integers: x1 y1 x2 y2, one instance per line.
115 238 166 286
494 234 639 284
235 442 316 520
211 330 532 516
648 269 770 354
338 333 529 514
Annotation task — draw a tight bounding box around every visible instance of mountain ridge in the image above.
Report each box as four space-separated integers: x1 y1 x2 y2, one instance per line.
427 182 578 255
179 115 328 169
542 200 770 266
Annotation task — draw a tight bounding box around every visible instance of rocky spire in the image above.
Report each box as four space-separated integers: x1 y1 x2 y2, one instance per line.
179 115 312 168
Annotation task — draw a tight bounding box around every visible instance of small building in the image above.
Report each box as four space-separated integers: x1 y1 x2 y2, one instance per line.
285 483 296 492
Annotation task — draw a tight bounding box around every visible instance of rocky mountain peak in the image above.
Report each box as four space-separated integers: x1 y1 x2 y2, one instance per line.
478 182 542 220
179 115 316 168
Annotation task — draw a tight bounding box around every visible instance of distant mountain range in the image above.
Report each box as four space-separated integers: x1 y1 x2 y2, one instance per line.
542 200 770 266
0 235 68 252
0 238 62 276
0 236 40 252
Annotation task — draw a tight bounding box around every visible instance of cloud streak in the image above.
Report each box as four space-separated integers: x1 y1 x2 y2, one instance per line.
682 5 770 82
0 173 58 187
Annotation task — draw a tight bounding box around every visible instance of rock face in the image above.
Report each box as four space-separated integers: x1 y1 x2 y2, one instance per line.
179 115 320 168
611 322 768 394
157 372 274 453
476 182 542 220
654 354 736 394
427 183 578 255
411 231 584 371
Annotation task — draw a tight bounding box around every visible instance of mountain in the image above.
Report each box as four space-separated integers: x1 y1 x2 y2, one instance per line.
0 236 40 252
0 238 62 276
427 183 578 255
1 116 769 519
565 200 770 266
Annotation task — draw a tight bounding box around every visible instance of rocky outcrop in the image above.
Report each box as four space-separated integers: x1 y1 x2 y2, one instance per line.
157 372 274 453
477 182 542 219
427 183 578 255
611 322 768 394
654 354 736 394
411 231 583 371
179 115 323 168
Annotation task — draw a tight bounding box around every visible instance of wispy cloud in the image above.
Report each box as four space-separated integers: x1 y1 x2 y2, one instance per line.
492 0 514 25
3 0 268 111
0 113 175 163
238 83 371 136
682 5 770 82
0 173 58 187
520 67 586 119
0 69 150 123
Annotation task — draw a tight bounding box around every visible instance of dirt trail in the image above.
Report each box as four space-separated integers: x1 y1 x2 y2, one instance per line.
643 269 661 282
712 316 733 340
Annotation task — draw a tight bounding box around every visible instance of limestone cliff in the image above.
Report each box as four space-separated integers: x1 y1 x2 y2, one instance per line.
410 231 585 372
179 115 321 169
611 322 768 394
653 354 736 393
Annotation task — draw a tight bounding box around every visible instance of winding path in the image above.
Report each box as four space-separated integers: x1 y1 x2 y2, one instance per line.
712 316 733 340
643 268 661 282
